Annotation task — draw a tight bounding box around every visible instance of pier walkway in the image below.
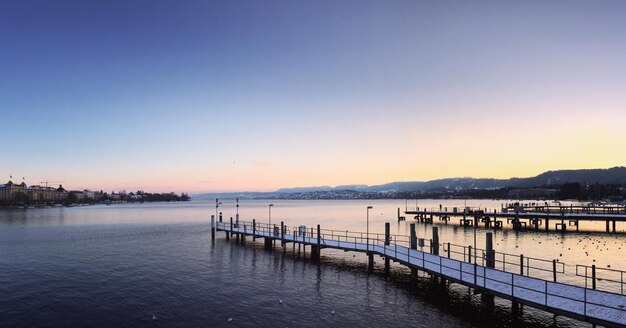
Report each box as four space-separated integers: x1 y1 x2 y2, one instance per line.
212 217 626 327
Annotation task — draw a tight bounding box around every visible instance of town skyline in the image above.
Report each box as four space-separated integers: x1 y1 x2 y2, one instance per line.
2 1 625 193
5 165 626 194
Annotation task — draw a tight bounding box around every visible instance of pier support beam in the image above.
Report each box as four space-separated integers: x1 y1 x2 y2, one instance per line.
606 220 610 233
211 215 215 240
368 253 374 272
264 237 272 250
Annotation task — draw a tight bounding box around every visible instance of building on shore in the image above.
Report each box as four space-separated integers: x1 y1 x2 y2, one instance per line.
0 181 100 205
507 188 558 199
0 181 28 201
28 185 58 202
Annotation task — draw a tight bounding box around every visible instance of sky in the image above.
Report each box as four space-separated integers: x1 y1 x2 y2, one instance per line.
1 0 625 193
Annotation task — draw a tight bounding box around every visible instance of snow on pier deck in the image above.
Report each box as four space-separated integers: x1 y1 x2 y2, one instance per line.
214 219 626 327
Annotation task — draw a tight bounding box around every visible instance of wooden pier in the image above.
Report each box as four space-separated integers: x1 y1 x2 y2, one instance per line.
404 206 626 233
211 215 626 327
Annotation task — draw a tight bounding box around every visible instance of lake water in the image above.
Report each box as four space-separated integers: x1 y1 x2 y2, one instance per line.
1 199 622 327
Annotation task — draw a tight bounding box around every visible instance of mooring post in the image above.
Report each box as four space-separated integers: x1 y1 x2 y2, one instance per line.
230 216 234 237
384 222 390 275
225 217 231 240
368 253 374 272
486 232 494 268
592 265 596 290
315 224 321 261
253 219 256 241
211 215 215 240
410 224 417 249
432 226 439 255
409 223 417 276
281 221 285 247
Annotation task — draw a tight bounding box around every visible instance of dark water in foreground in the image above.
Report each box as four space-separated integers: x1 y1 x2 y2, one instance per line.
0 202 602 327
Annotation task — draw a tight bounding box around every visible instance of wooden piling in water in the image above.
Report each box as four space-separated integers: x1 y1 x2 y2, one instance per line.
432 226 439 256
226 217 231 240
410 223 417 276
486 232 494 268
281 221 285 247
384 222 390 275
314 224 321 261
613 220 617 232
211 215 215 240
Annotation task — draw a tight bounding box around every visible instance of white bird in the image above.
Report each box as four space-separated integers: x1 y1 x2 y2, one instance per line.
279 299 283 304
227 318 233 322
331 310 335 315
152 315 157 321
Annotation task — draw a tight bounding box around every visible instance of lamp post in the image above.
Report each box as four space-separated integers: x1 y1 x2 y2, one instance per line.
366 206 373 250
269 204 274 227
235 198 239 228
215 198 222 222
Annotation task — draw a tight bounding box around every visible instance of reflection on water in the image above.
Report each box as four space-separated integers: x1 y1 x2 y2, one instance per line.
0 200 619 327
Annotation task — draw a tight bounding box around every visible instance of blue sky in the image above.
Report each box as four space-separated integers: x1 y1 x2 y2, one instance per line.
1 1 625 192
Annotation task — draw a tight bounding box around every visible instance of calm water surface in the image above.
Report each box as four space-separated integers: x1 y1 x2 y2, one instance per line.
1 200 622 327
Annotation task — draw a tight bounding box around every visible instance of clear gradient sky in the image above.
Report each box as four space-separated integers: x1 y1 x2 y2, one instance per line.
1 1 625 193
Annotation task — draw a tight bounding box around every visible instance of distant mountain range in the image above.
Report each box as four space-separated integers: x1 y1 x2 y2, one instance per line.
193 167 626 200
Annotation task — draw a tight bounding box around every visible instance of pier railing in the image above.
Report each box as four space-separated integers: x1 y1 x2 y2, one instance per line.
218 220 626 296
216 219 626 326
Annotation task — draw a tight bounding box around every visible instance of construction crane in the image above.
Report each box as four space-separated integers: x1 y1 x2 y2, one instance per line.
40 181 64 188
